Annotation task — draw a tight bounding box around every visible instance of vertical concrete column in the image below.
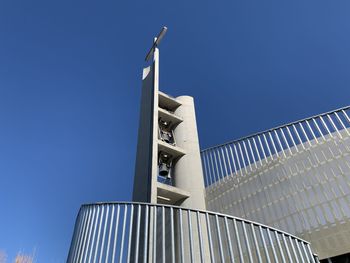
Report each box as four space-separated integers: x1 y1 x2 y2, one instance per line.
173 96 206 210
133 48 159 204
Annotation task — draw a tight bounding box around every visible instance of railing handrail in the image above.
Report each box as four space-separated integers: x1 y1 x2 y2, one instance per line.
80 201 310 244
201 105 350 152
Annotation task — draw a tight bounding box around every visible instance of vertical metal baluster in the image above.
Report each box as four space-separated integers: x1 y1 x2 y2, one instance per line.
262 133 273 160
206 151 215 186
206 151 212 185
257 135 268 162
242 222 253 262
162 206 166 263
209 149 219 183
179 209 185 263
73 208 88 263
327 114 342 138
319 115 333 138
250 224 262 263
76 209 90 262
215 214 225 262
118 205 128 263
334 112 350 136
288 236 300 263
84 206 100 262
268 132 279 157
143 205 149 263
229 144 238 176
266 229 278 263
99 205 110 263
281 233 292 262
342 110 350 126
217 148 225 180
306 243 317 263
170 207 175 263
206 151 213 184
213 148 222 181
205 213 215 263
78 206 93 262
295 240 306 263
207 151 216 184
68 208 82 262
221 147 229 179
83 206 97 263
238 142 248 174
233 144 244 176
78 206 91 262
292 124 305 150
203 151 210 186
247 139 259 169
224 145 234 177
274 130 287 158
67 208 83 262
242 140 253 172
233 219 244 263
126 205 135 262
188 210 194 263
312 118 326 141
258 226 270 263
306 119 319 143
252 137 263 166
111 205 120 263
280 128 293 155
134 205 142 263
224 217 235 263
299 122 313 147
286 126 299 152
93 205 105 263
274 231 286 262
300 242 310 263
196 211 204 263
153 206 157 263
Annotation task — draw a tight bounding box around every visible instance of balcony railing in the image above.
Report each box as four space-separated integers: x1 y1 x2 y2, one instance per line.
201 106 350 187
67 202 318 262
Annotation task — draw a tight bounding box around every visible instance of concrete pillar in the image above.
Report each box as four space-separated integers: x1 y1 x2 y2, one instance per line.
132 48 159 204
173 95 206 210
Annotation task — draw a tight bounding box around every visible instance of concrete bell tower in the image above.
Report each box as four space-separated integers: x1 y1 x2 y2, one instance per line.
132 27 206 210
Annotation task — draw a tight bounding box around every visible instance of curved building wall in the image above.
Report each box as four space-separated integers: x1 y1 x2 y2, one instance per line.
67 202 317 263
202 107 350 259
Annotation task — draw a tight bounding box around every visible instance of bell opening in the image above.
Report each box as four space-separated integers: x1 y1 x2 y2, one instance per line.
159 163 170 177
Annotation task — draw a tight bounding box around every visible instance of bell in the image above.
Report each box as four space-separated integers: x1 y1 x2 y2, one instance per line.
161 132 171 143
159 163 170 177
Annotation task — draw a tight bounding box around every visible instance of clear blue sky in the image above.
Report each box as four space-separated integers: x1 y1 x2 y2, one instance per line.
0 0 349 261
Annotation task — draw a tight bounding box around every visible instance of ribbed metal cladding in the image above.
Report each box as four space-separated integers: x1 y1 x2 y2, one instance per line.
201 106 350 186
67 202 318 262
201 105 350 259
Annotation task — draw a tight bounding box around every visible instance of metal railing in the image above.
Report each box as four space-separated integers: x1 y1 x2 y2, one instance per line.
67 202 318 262
201 106 350 187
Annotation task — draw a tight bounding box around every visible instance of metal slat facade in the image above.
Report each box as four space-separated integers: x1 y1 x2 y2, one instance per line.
202 106 350 259
67 202 318 263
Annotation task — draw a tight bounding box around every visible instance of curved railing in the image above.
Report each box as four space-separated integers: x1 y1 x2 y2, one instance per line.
201 105 350 187
67 202 318 262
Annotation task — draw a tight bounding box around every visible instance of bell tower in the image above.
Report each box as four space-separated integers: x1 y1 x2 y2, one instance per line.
132 27 206 210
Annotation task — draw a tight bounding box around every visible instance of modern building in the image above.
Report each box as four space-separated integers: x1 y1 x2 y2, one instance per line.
202 106 350 261
65 28 350 262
